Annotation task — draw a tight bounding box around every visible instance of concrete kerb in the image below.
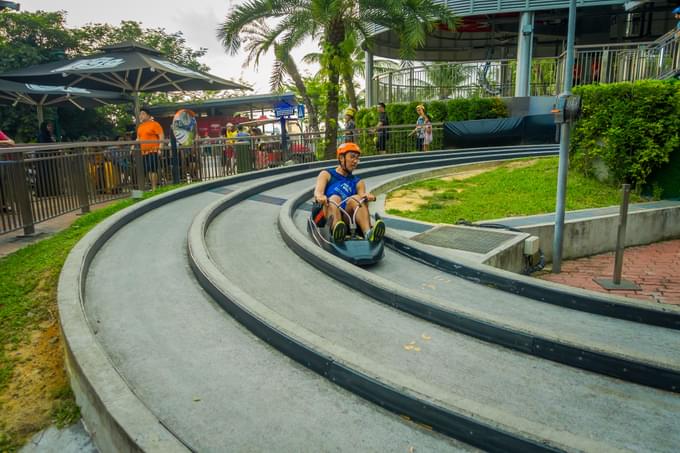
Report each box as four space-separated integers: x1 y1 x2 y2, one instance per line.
368 169 680 330
57 162 340 453
281 182 680 393
54 149 506 452
187 160 596 453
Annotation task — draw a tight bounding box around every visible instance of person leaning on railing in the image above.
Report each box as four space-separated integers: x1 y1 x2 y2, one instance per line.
136 106 164 191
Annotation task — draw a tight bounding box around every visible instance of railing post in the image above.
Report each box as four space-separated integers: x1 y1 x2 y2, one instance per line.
75 150 91 214
12 152 35 236
601 49 610 83
133 146 145 191
409 68 415 102
595 184 640 290
388 73 393 104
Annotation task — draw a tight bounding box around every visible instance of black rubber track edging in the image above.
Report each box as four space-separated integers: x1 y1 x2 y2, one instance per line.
189 149 585 453
384 234 680 330
280 183 680 393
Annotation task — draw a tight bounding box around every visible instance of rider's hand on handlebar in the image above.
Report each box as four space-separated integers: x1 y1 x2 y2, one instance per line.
315 195 328 205
365 193 376 202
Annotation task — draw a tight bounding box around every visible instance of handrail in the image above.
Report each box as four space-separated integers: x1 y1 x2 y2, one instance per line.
373 29 680 103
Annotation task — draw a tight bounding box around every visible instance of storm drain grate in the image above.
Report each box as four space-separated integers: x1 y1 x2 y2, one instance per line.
411 225 515 254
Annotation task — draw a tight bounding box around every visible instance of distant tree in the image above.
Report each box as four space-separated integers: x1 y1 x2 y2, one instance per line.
0 10 216 141
219 0 457 158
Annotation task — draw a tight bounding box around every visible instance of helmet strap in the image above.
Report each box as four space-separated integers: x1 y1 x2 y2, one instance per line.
338 156 351 175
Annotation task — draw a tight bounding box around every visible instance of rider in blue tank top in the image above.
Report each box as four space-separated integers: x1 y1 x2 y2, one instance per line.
324 167 360 210
313 143 386 244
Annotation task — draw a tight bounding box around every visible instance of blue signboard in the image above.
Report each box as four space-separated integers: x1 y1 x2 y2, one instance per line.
297 104 305 118
274 100 295 117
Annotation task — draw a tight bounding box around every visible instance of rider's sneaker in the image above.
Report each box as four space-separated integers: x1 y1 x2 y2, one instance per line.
332 221 347 244
366 219 386 243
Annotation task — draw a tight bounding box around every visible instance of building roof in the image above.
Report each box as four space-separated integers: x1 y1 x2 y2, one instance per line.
148 92 297 117
368 0 677 61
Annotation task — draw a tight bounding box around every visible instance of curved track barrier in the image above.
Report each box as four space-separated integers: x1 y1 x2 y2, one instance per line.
279 169 680 393
383 232 680 330
62 145 679 452
59 147 543 451
185 149 644 452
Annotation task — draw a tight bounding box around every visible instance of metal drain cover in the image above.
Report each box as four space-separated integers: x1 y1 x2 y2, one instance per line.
411 225 515 254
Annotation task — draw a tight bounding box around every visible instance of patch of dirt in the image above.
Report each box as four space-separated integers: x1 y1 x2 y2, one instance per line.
387 162 504 210
505 158 539 170
0 320 67 448
387 188 437 211
441 167 492 181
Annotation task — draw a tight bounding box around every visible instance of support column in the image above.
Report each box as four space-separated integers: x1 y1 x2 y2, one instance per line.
365 50 374 107
515 11 535 97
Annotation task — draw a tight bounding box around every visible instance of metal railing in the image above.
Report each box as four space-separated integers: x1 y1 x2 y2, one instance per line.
373 31 680 103
0 124 443 235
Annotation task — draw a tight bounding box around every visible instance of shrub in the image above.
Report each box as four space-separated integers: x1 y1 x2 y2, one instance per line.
356 97 508 127
571 80 680 188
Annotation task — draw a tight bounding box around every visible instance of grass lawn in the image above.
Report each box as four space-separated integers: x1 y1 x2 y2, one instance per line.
386 157 643 224
0 185 183 451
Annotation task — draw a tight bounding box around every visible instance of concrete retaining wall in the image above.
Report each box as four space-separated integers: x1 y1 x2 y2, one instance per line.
518 206 680 263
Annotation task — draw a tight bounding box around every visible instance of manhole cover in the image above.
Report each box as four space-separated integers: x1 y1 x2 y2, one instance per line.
412 226 514 254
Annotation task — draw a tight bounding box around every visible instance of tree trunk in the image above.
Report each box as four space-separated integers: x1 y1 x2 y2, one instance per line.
323 21 345 160
342 67 358 111
279 47 319 132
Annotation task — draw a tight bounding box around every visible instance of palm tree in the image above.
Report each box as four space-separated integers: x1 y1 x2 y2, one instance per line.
219 0 456 158
241 20 320 131
303 46 401 112
424 62 473 99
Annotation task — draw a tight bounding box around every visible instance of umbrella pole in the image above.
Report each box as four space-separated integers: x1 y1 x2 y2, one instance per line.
37 104 44 125
133 93 140 126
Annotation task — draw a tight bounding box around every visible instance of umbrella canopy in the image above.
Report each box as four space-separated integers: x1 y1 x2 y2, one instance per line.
0 42 250 94
0 78 132 123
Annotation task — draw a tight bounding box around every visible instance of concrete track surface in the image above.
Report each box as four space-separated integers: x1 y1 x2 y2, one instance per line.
59 147 680 452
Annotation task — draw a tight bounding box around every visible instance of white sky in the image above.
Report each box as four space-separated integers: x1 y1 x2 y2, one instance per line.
18 0 322 93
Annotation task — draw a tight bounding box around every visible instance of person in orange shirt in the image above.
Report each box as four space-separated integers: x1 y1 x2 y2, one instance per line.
137 107 165 190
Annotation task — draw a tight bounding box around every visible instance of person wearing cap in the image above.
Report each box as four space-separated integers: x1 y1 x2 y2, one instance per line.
343 107 357 143
313 142 386 244
136 107 164 191
224 122 238 173
674 6 680 37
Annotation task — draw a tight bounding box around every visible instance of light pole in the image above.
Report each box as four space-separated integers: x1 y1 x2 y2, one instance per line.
552 0 577 273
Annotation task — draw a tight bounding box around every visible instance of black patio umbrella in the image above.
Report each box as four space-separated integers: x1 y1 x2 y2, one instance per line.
0 42 251 120
0 78 132 124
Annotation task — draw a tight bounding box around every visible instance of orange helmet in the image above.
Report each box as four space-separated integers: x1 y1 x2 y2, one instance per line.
337 142 361 158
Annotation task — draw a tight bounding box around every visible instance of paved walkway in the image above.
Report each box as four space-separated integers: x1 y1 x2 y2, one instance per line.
538 238 680 306
0 201 116 258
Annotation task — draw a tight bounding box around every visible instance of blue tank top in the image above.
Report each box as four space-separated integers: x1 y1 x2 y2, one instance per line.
324 167 360 200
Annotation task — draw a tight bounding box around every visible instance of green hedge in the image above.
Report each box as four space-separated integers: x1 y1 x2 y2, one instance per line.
571 81 680 188
355 97 508 129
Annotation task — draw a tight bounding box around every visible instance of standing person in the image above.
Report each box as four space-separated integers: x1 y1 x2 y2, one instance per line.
224 122 238 173
410 104 431 152
37 121 57 143
136 106 164 191
375 102 389 154
423 114 433 152
343 108 357 143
